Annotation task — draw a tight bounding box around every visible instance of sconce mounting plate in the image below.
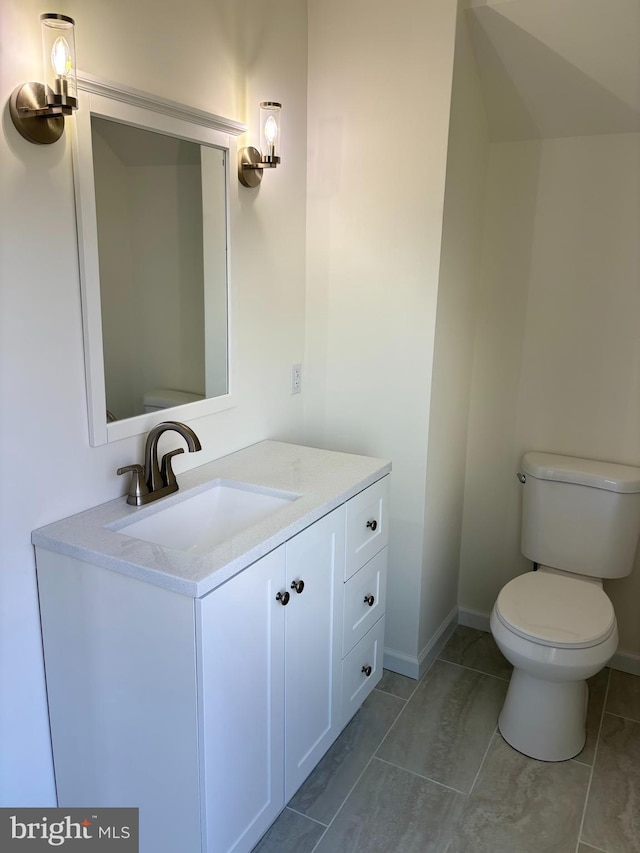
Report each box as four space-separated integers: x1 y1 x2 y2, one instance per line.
238 146 263 188
10 82 65 145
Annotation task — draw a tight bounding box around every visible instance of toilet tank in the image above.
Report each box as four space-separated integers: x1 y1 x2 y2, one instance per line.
520 452 640 579
143 389 204 413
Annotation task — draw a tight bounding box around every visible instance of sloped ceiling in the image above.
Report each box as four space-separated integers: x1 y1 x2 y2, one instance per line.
466 0 640 140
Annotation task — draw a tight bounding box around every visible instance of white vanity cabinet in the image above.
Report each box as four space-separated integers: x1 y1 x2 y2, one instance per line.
33 443 390 853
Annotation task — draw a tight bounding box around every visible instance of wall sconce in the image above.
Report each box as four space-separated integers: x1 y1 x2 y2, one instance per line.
238 102 282 188
9 13 79 145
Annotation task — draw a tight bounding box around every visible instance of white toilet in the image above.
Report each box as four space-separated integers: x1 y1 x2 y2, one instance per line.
143 388 204 413
490 452 640 761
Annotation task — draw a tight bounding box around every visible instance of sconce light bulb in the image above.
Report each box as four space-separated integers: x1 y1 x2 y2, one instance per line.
51 36 72 77
264 115 278 146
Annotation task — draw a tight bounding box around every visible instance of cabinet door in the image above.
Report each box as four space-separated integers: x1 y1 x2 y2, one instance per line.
284 506 345 800
197 547 286 853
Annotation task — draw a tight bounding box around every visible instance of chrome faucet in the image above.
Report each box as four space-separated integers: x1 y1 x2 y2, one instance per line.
117 421 202 506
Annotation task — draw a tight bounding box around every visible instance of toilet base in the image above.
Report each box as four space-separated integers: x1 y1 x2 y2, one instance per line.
498 668 588 761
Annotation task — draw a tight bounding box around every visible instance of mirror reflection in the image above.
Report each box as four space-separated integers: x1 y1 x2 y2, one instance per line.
90 116 228 423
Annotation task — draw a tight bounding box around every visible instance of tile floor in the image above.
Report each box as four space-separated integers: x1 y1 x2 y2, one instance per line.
251 626 640 853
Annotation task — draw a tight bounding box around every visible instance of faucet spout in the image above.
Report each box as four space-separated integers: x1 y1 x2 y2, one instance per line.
144 421 202 493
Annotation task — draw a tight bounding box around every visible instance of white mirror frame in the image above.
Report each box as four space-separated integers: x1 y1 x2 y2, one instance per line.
72 72 246 446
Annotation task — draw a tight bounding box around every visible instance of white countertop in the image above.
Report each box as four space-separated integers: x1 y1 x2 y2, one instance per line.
32 441 391 598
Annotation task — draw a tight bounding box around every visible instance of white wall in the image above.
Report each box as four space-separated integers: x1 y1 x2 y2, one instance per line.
420 7 489 655
0 0 308 805
459 131 640 658
305 0 459 674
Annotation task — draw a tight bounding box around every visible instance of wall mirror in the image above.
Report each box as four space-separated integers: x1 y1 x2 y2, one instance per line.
72 73 246 446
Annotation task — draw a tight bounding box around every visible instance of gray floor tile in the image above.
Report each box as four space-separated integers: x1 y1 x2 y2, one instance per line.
377 668 418 700
313 758 466 853
576 667 610 766
376 660 507 793
250 808 325 853
449 734 590 853
289 689 405 824
581 713 640 852
606 669 640 722
439 626 513 681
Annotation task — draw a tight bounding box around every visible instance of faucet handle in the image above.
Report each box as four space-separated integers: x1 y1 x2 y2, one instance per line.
117 464 150 506
161 448 185 488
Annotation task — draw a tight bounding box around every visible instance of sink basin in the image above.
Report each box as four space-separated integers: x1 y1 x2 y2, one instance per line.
112 481 299 554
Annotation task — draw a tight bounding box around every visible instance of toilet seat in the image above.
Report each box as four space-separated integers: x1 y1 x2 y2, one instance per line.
495 571 615 649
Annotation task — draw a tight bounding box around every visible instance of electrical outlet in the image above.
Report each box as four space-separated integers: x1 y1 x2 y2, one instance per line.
291 363 302 395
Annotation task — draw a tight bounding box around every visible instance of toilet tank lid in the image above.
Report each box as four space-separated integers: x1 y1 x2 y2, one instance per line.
522 452 640 494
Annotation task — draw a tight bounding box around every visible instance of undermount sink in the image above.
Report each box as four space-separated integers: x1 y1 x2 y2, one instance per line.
112 481 300 555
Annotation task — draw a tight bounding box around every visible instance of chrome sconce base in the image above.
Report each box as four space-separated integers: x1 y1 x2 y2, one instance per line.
10 81 75 145
238 146 281 188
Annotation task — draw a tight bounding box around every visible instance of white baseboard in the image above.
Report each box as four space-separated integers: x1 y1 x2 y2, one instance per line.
609 650 640 677
383 606 459 681
457 607 490 633
417 606 459 680
382 647 420 680
458 607 640 676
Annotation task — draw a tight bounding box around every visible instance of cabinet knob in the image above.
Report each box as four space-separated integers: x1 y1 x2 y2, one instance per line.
290 579 305 594
276 590 290 606
363 594 375 607
361 665 372 677
366 519 378 531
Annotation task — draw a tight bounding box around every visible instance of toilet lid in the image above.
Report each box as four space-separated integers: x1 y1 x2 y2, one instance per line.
495 572 616 649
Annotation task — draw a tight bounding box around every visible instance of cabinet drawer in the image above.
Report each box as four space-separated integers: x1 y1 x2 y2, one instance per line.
343 548 387 657
341 616 385 727
345 476 389 580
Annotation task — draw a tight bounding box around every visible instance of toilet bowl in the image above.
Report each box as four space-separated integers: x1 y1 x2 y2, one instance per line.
490 569 618 761
490 452 640 762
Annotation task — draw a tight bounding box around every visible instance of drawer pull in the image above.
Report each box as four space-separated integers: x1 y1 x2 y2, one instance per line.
363 594 375 607
366 519 378 531
276 591 290 606
361 665 372 677
290 579 305 594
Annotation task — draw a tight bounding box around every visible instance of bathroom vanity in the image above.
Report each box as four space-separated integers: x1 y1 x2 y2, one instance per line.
32 441 390 853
